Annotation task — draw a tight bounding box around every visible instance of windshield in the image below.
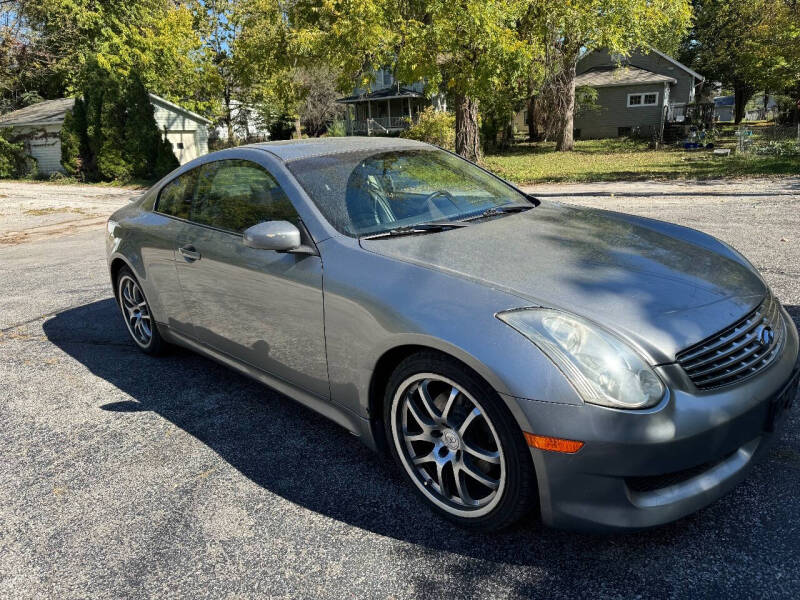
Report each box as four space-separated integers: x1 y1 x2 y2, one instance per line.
286 148 530 237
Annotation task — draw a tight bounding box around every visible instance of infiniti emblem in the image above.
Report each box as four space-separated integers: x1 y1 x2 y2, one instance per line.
756 325 775 347
442 430 460 451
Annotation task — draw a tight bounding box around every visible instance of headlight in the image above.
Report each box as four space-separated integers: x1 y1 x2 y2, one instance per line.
497 309 665 409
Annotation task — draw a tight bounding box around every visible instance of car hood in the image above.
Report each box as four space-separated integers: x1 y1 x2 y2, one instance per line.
360 202 766 364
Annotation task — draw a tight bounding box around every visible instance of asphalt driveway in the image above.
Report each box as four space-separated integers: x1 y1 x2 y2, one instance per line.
1 179 799 599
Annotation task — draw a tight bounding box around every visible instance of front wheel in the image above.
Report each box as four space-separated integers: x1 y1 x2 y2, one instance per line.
384 352 537 531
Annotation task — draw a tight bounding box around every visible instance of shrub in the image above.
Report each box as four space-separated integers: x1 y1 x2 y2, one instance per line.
268 114 297 140
752 140 800 157
60 99 88 178
60 69 179 182
0 128 37 178
326 120 346 137
401 107 455 150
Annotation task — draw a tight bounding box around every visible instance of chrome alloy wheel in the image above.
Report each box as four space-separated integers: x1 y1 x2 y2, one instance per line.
118 274 153 347
391 374 506 518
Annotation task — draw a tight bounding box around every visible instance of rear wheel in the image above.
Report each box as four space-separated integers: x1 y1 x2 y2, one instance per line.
384 352 536 531
116 267 165 355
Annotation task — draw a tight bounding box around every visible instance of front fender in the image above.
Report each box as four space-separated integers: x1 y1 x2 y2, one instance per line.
319 238 582 423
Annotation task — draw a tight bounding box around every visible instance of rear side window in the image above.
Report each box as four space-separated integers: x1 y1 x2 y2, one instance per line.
156 170 197 219
191 159 298 232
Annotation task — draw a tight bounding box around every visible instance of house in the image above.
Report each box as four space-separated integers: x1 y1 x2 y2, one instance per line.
514 47 704 139
714 96 735 122
211 99 270 144
336 68 443 135
714 94 779 123
0 93 211 175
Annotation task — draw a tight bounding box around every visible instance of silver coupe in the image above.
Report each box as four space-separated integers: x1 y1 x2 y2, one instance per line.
107 137 799 531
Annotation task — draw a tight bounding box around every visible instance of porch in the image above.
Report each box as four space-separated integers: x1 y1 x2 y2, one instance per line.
337 85 428 136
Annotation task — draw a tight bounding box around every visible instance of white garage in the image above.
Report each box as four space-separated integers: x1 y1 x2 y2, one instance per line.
0 93 211 176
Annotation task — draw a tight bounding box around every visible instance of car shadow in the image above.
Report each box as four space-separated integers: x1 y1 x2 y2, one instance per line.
42 298 800 586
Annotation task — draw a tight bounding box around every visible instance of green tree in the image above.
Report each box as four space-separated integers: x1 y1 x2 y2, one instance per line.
289 0 532 161
0 128 36 178
3 1 209 113
680 0 800 124
60 70 178 182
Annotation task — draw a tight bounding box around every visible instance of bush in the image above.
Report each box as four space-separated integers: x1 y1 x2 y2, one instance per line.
326 120 346 137
400 107 455 150
752 140 800 157
60 69 179 182
0 128 37 178
268 114 297 140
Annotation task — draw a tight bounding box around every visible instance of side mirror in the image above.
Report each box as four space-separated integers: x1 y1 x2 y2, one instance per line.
243 220 301 251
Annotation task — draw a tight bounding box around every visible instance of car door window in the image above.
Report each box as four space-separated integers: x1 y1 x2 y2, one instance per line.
190 159 298 233
156 169 198 219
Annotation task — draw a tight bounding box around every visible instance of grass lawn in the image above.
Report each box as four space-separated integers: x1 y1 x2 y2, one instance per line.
485 125 800 185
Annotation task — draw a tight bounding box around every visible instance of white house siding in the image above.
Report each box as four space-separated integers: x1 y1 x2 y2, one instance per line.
150 96 209 164
14 125 64 175
574 84 665 139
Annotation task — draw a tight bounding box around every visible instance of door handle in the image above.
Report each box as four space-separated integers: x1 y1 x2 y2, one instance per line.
178 245 201 262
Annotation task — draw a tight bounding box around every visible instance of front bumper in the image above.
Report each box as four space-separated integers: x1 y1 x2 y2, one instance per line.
517 309 799 532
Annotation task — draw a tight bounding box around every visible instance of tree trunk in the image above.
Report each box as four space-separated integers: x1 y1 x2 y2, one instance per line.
294 117 302 139
455 94 481 162
556 61 576 152
224 86 234 146
733 83 754 124
527 95 540 141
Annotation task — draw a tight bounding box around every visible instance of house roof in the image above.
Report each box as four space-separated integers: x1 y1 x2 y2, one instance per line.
576 66 677 88
0 93 210 127
147 94 211 125
714 95 735 106
248 136 430 162
0 98 76 127
648 47 705 82
337 86 425 104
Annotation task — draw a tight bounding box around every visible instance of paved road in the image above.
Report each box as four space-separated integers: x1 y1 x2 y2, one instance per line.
1 180 799 599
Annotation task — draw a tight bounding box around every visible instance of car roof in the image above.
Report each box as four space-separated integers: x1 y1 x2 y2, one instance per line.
246 136 432 162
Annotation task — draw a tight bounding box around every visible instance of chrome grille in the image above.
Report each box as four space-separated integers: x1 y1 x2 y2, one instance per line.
677 295 784 390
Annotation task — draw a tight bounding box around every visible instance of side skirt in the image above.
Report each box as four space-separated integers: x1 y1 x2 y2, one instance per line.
160 325 378 451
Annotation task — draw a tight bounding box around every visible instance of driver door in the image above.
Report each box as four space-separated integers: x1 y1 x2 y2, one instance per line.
174 158 329 399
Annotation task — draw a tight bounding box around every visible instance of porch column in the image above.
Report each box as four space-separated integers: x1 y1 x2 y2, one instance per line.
387 99 391 129
367 100 372 136
345 104 352 135
408 97 412 120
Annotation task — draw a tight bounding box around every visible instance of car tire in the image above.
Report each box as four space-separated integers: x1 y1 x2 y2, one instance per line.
116 266 166 356
384 351 537 531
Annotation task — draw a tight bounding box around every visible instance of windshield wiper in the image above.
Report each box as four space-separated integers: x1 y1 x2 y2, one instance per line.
360 221 470 240
460 204 534 222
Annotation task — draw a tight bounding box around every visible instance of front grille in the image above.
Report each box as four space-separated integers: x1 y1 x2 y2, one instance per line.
677 295 784 390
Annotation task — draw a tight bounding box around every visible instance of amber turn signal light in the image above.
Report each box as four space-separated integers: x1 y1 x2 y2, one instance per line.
524 433 584 454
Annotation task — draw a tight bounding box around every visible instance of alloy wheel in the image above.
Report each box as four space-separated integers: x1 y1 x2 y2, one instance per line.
391 374 506 518
118 274 153 347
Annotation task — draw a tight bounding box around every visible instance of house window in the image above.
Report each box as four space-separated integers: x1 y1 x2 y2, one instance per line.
627 92 659 107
